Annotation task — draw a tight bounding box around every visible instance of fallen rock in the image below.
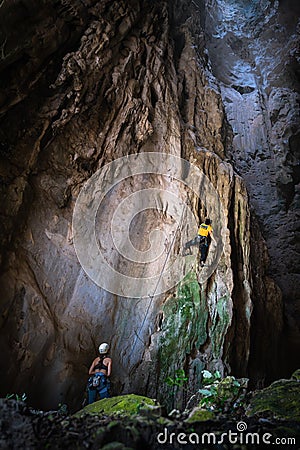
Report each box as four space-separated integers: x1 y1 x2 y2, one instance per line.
247 370 300 421
185 407 215 423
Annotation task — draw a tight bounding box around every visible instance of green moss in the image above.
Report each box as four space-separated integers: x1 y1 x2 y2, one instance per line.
156 417 174 426
74 394 157 418
155 271 233 410
185 408 215 423
101 443 133 450
247 379 300 421
107 420 120 430
157 271 208 409
291 369 300 381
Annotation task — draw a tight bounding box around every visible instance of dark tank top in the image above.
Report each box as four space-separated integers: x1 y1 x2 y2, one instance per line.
94 356 108 371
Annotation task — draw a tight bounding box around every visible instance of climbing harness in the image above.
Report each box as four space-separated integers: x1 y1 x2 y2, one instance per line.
88 372 108 390
87 372 110 404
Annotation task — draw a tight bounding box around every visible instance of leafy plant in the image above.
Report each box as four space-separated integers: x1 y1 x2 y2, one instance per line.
6 392 27 402
58 403 68 415
165 369 188 387
198 370 247 412
201 369 221 384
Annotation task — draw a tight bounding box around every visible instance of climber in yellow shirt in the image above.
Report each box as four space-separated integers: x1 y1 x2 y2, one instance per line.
197 218 214 266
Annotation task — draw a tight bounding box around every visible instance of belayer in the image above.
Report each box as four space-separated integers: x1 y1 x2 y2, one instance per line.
87 342 112 404
197 218 214 266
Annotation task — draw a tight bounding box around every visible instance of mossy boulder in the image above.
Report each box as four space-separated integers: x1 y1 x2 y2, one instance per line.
247 375 300 421
291 369 300 381
157 271 208 411
75 394 158 418
101 443 133 450
185 407 215 423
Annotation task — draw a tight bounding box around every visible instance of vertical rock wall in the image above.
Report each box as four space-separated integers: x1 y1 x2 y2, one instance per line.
0 0 293 410
201 0 300 379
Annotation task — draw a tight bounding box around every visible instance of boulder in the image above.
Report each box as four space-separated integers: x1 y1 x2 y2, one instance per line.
247 371 300 421
75 394 158 418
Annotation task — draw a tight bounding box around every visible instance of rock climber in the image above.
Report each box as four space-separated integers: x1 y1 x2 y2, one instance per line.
87 342 112 404
197 218 214 266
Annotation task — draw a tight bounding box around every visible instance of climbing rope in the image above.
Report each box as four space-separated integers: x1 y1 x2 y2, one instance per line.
129 200 188 359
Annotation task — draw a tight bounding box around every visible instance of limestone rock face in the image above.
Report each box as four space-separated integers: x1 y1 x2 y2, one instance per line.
0 0 297 410
202 0 300 378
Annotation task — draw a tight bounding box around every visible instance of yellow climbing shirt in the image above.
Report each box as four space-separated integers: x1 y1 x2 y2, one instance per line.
198 223 212 237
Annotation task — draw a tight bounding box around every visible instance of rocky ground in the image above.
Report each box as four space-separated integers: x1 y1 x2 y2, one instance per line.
1 372 300 450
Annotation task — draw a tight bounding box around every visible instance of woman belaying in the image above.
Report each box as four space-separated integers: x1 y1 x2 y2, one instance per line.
87 342 112 404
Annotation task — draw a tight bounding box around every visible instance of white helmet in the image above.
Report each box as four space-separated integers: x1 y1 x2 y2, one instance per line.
99 342 109 354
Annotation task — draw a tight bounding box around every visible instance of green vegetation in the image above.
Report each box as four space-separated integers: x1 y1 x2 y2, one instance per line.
198 370 248 413
2 371 300 448
6 393 27 402
185 408 215 423
156 271 232 411
247 371 300 421
157 271 207 410
58 403 68 415
165 369 188 387
74 394 157 418
291 369 300 381
101 443 132 450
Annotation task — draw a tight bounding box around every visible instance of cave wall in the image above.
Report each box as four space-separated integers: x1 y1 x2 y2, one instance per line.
0 0 295 410
201 0 300 379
